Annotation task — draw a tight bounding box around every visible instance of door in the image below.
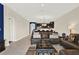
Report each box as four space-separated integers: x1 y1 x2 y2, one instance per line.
0 4 5 52
0 4 4 42
9 18 15 42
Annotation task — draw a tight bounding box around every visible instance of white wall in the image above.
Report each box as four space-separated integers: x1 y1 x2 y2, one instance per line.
54 7 79 35
27 6 79 36
4 4 29 46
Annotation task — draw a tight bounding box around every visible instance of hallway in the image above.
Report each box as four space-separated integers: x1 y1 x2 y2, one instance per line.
0 35 31 55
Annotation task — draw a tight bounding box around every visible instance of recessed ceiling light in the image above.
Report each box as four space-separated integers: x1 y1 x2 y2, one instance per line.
41 3 45 7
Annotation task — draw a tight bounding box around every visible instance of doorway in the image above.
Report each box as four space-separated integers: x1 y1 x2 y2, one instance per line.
9 18 15 42
29 22 36 34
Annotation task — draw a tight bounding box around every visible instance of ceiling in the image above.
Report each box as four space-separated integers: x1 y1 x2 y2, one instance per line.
4 3 79 22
